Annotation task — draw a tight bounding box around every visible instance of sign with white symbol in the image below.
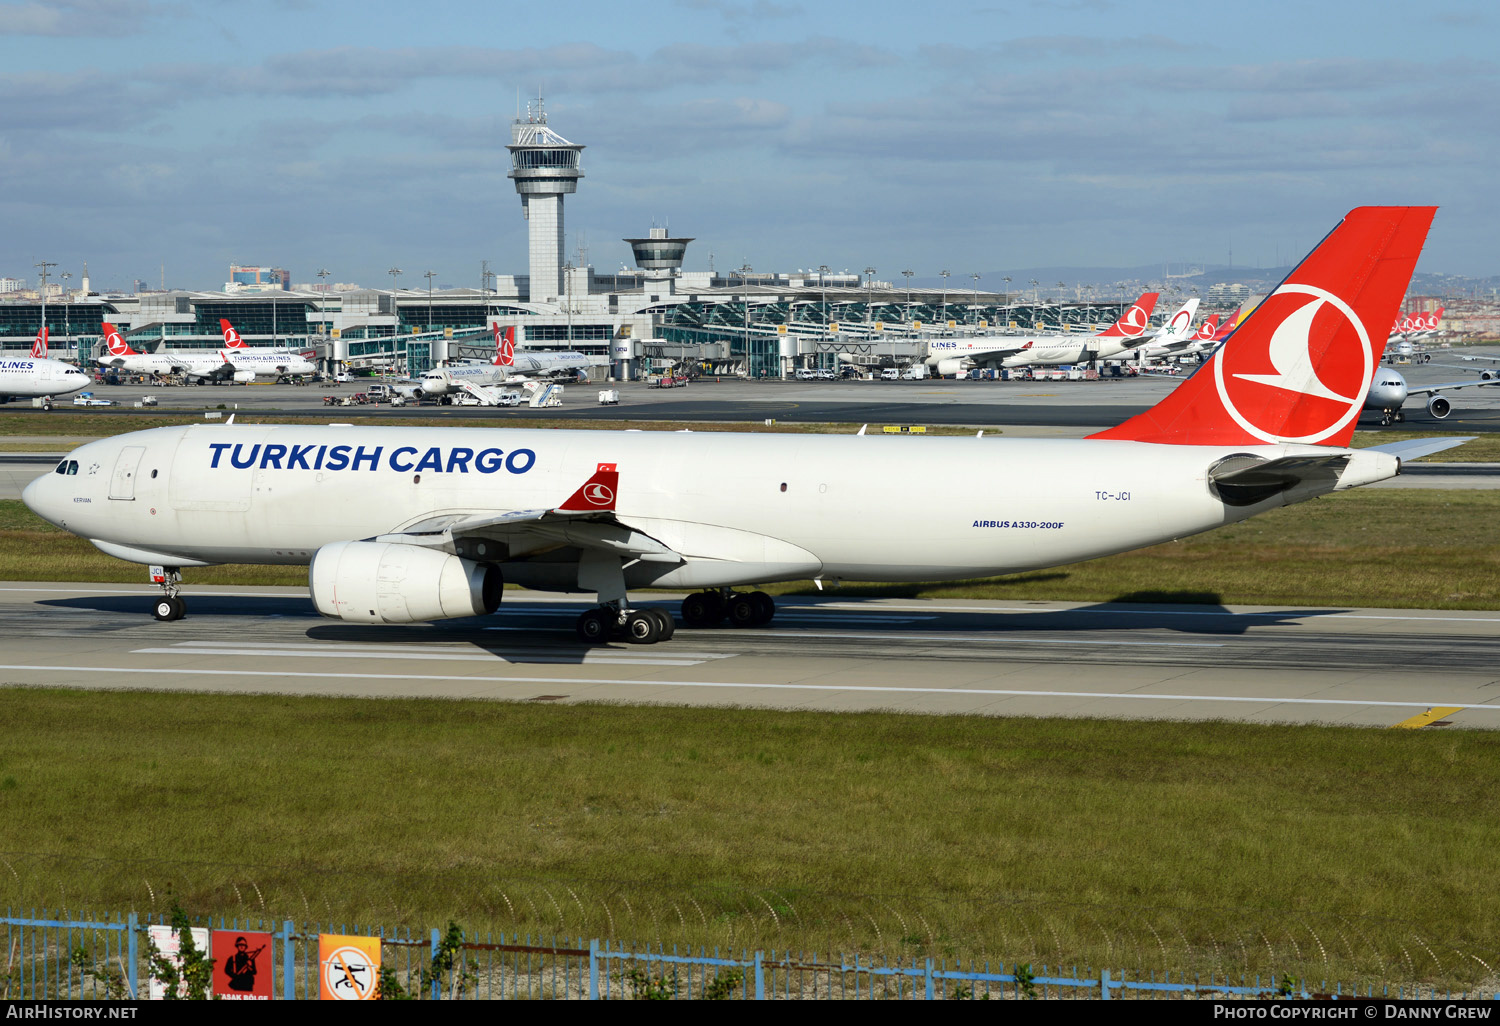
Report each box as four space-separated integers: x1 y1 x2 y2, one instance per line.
319 934 381 1001
1213 284 1371 444
147 924 211 999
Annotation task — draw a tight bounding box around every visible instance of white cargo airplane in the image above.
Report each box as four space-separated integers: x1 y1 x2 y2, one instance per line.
24 207 1463 643
418 325 590 399
0 328 91 402
925 292 1160 375
97 320 315 381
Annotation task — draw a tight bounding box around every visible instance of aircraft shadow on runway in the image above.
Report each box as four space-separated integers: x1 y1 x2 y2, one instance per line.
39 594 1344 642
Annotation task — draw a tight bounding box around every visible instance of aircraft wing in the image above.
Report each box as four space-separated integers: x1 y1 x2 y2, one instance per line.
1405 379 1500 397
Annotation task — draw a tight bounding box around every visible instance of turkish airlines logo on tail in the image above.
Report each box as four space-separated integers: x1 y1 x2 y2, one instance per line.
31 327 48 359
583 482 614 505
1213 284 1372 444
492 325 515 367
103 322 132 356
220 319 245 348
1098 293 1159 338
559 462 620 512
1194 315 1220 342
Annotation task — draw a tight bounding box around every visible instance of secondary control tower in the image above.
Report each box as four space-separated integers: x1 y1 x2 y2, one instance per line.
623 226 695 294
508 97 584 307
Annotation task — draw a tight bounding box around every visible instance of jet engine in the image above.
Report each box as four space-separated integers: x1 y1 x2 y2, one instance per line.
232 370 256 384
935 359 967 378
309 540 502 624
1427 395 1451 419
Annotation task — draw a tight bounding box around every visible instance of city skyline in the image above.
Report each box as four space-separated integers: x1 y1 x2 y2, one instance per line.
3 0 1497 291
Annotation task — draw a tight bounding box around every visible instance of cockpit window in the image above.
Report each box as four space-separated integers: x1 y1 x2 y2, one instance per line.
55 460 67 475
67 460 78 475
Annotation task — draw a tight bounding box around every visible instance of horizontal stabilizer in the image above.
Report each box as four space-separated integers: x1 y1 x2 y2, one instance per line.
1362 436 1475 461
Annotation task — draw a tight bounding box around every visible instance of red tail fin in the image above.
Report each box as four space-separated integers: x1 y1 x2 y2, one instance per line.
102 322 136 356
558 463 619 512
491 324 516 367
1194 315 1220 342
30 326 48 359
219 318 246 348
1089 206 1436 447
1428 307 1444 330
1097 292 1159 338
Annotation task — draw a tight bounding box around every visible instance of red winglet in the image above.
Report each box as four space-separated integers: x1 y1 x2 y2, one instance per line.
558 463 619 512
220 318 246 348
1089 206 1437 447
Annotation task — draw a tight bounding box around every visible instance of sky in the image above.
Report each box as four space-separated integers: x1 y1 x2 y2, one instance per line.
1 0 1496 292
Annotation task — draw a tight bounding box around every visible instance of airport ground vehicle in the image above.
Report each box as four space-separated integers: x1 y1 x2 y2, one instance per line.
880 368 900 380
72 392 113 407
598 389 620 405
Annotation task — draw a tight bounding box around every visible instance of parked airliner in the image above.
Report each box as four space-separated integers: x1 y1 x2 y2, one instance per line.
0 329 90 402
97 320 315 381
418 325 591 398
925 292 1159 375
24 207 1462 644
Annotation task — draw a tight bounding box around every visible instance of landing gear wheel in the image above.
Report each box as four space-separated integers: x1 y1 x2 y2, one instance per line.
625 610 662 645
748 591 775 625
647 609 676 641
681 592 724 628
727 593 759 627
1395 411 1405 423
153 597 185 621
576 608 611 644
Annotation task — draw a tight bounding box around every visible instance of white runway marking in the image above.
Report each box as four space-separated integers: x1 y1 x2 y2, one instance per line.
773 630 1225 648
806 602 1500 624
4 663 1498 712
134 641 733 668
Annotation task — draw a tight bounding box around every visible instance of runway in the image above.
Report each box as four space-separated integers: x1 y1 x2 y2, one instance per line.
2 581 1497 730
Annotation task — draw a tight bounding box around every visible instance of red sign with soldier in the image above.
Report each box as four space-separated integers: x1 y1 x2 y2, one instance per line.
212 930 273 1000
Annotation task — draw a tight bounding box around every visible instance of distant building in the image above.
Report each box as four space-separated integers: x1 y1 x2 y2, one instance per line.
227 264 291 292
1208 282 1251 306
0 278 23 294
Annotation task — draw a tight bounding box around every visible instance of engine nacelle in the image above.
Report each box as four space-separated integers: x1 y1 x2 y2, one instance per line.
1427 395 1452 419
309 540 502 624
232 370 257 384
1481 371 1495 381
935 359 967 378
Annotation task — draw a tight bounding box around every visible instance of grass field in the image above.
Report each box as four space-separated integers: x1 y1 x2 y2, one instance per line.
6 488 1500 607
0 689 1493 988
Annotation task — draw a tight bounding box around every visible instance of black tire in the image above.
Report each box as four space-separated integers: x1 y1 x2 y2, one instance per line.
749 591 775 625
576 609 610 644
727 594 758 627
169 597 186 620
680 592 721 628
648 608 676 641
625 611 661 645
153 599 175 621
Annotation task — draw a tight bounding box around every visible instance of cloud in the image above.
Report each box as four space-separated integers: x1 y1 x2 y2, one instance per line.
0 0 165 37
675 0 802 21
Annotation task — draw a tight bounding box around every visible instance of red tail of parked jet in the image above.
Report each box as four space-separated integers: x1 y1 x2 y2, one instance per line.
491 324 516 367
1090 206 1436 447
1097 292 1160 339
1193 315 1220 342
102 322 137 356
219 319 247 349
30 327 48 359
558 463 619 512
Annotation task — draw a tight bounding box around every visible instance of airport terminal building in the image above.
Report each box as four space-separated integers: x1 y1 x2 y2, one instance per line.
1 101 1137 379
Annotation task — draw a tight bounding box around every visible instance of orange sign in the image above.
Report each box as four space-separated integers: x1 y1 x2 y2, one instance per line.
319 934 381 1000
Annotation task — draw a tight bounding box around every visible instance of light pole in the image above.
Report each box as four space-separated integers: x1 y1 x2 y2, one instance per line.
1002 276 1012 329
35 260 55 358
737 263 754 377
387 267 402 343
940 269 950 328
863 266 876 325
818 265 831 368
316 268 330 337
563 261 574 351
970 273 981 327
424 270 436 333
901 269 914 325
60 271 71 359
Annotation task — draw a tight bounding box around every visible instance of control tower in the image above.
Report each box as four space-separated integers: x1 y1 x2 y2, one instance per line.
508 97 584 307
623 227 695 294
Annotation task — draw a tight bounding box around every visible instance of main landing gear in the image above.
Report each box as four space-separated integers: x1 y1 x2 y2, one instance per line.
1379 408 1405 427
151 566 186 621
680 589 775 629
574 605 677 645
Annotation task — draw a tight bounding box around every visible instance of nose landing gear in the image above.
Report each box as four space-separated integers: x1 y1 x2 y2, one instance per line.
149 565 186 621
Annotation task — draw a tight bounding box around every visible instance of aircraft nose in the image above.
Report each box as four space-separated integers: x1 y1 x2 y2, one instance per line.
21 471 59 526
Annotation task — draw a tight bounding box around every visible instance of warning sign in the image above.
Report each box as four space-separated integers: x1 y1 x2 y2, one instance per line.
319 934 381 1001
147 924 210 1000
213 930 272 1000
